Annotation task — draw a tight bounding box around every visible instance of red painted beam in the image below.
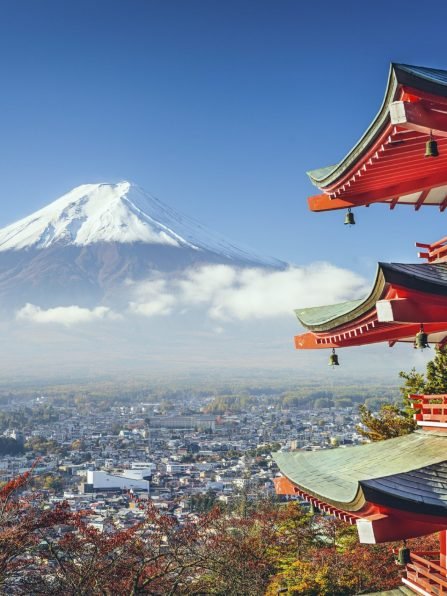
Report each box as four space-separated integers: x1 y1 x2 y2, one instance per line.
390 100 447 138
319 136 447 200
338 152 447 187
419 235 447 250
415 188 431 211
402 85 447 108
295 322 447 349
376 298 447 323
389 197 399 210
343 155 447 185
343 167 447 195
307 194 363 212
308 168 447 211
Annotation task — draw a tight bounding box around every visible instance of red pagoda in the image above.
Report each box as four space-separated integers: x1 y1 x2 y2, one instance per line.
274 64 447 595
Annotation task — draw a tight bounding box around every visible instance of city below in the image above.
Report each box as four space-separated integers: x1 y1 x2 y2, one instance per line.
0 380 398 527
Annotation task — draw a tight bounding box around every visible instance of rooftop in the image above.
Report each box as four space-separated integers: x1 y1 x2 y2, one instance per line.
273 430 447 516
307 63 447 212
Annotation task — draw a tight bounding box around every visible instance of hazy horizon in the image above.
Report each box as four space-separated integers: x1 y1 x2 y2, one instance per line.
0 2 444 383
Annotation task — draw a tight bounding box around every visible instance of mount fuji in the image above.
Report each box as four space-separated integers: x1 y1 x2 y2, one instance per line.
0 181 284 307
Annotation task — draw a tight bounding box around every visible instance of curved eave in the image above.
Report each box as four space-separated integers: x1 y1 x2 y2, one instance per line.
296 265 385 332
307 63 447 190
307 63 399 188
273 431 447 515
296 262 447 333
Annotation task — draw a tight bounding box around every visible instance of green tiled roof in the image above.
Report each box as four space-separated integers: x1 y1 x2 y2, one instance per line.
295 262 447 333
295 263 385 332
295 299 363 328
273 431 447 512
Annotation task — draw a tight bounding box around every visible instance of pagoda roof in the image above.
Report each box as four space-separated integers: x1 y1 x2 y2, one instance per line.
273 430 447 516
296 298 364 330
307 63 447 212
296 262 447 333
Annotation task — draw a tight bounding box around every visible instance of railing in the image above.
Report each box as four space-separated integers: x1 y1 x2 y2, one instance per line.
408 394 447 425
403 551 447 595
417 237 447 263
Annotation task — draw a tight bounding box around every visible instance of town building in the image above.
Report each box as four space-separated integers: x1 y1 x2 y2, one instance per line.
147 415 216 430
83 469 151 493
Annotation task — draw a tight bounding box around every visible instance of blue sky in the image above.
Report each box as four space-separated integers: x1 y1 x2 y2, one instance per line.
2 0 447 280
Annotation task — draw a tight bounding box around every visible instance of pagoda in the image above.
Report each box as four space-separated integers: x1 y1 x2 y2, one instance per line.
274 64 447 595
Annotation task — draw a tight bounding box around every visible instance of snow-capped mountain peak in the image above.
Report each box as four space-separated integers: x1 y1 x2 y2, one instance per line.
0 181 281 267
0 182 194 251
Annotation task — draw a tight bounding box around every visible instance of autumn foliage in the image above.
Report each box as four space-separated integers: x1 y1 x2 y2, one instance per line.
0 470 438 595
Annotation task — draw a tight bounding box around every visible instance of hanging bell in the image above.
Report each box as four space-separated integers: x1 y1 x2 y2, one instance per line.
329 348 339 367
344 208 355 225
397 545 411 566
415 328 429 350
425 136 439 158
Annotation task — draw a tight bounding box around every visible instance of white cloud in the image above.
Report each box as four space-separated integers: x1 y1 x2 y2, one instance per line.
194 264 366 321
129 263 367 322
128 279 175 317
177 265 237 305
16 303 119 327
16 263 367 328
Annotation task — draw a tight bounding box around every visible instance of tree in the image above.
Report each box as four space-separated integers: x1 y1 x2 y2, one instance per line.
422 346 447 393
190 490 217 513
265 513 436 596
400 346 447 397
265 544 398 595
1 471 434 595
356 346 447 442
357 404 416 442
25 503 214 595
0 470 36 590
314 397 334 409
0 467 72 593
194 505 278 595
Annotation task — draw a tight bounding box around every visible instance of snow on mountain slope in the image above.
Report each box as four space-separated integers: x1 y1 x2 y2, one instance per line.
0 181 280 266
0 182 192 250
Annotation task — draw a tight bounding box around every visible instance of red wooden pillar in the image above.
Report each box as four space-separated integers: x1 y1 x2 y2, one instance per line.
440 529 447 569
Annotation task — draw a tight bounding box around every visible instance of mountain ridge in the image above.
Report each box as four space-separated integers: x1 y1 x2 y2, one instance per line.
0 182 284 308
0 181 282 268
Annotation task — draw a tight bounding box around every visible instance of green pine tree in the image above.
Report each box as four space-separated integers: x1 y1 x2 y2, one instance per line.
358 346 447 442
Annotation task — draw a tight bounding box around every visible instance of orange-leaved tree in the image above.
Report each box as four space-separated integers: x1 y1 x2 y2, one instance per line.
1 471 436 595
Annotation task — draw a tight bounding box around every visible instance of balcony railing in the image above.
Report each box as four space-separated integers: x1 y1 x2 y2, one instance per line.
403 551 447 595
409 394 447 427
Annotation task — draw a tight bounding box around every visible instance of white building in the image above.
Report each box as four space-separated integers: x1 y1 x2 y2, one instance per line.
166 462 193 474
85 470 150 492
131 462 156 473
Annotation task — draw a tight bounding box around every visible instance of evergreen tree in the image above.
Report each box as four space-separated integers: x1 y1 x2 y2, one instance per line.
357 404 416 442
424 346 447 393
399 346 447 396
358 346 447 442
